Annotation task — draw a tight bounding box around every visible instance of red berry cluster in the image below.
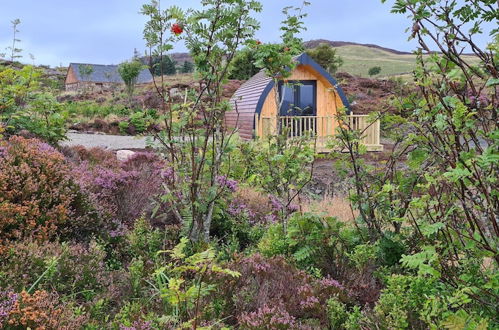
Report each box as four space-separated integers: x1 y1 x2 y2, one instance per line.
171 23 183 36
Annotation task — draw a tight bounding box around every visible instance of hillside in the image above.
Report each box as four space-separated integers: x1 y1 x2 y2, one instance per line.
332 45 418 77
303 39 412 55
166 40 480 78
165 41 421 78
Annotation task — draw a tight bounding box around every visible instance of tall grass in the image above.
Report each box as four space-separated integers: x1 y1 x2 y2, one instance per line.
300 195 357 223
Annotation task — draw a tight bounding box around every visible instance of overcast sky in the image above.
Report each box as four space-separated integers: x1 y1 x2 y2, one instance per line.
0 0 493 67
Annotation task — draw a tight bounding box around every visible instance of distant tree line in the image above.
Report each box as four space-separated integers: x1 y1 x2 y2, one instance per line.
139 55 195 76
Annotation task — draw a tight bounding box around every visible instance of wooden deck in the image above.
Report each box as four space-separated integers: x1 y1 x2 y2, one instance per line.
255 114 383 152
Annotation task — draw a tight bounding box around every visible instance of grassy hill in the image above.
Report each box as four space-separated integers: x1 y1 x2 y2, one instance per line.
333 45 418 77
167 41 480 79
328 44 480 78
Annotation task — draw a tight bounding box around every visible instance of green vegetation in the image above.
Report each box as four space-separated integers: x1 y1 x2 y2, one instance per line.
229 47 260 80
368 65 382 76
330 44 481 77
118 60 145 104
180 61 194 73
0 0 497 329
306 42 344 74
78 64 94 82
4 18 22 62
149 55 176 76
0 65 67 143
118 109 158 134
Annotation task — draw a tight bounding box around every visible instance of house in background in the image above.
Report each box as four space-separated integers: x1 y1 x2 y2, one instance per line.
226 53 383 152
65 63 153 92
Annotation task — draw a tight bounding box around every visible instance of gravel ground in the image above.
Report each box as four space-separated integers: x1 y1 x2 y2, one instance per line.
61 132 151 150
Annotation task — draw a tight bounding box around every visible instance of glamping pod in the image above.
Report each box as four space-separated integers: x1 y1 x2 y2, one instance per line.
227 53 383 151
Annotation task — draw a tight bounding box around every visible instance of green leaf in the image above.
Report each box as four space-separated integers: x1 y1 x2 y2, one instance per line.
420 222 445 237
485 78 499 87
401 246 440 278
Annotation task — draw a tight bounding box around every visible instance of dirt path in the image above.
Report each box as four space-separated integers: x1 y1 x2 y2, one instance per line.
61 132 150 150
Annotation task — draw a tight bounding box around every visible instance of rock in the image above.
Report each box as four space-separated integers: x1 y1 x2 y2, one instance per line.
116 149 136 162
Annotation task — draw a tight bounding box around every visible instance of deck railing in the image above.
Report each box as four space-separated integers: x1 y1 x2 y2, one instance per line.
256 114 382 151
348 115 381 147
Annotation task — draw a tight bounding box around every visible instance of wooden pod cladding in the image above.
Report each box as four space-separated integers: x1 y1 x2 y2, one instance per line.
226 53 351 140
226 71 273 140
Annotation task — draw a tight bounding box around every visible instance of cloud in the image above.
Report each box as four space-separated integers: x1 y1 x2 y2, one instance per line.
0 0 493 67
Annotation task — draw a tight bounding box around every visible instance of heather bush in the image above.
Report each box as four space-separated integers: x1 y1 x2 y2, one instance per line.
62 145 119 167
113 301 157 329
220 254 348 327
238 304 298 329
210 199 265 254
0 136 97 250
0 290 17 326
230 187 277 224
0 239 131 303
67 147 166 236
212 186 302 256
3 290 87 329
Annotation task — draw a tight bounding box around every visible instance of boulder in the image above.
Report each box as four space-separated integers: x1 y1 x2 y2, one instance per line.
116 149 136 162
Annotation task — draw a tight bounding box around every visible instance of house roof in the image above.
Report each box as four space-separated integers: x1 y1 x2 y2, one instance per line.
230 53 351 117
68 63 153 84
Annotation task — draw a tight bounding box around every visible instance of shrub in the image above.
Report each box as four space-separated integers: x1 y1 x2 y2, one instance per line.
258 213 356 275
363 274 491 329
119 110 158 134
0 239 131 303
306 43 343 74
239 304 298 329
69 148 165 234
230 187 275 224
368 66 381 76
0 136 95 249
0 290 18 326
220 254 348 327
62 145 118 166
150 238 241 328
8 92 68 144
258 213 382 305
3 290 87 329
0 66 68 143
326 297 348 329
228 47 260 80
125 217 177 262
210 190 267 254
